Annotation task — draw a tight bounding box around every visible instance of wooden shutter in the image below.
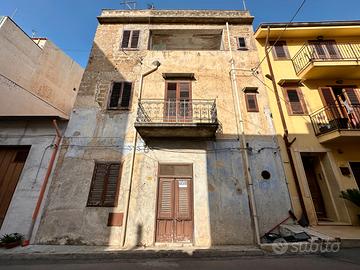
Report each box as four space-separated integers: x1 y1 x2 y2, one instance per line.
87 163 121 207
120 82 132 108
245 93 259 112
283 88 305 115
109 83 122 109
271 41 289 59
343 88 360 105
103 164 121 206
121 30 131 48
175 179 192 220
318 87 337 106
130 30 140 48
157 179 174 219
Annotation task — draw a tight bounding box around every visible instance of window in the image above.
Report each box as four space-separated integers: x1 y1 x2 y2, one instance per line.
87 162 121 207
245 93 259 112
237 37 247 50
271 41 290 60
121 30 140 49
108 82 132 110
283 88 308 115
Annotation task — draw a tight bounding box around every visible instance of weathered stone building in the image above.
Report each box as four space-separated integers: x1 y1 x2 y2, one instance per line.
0 16 84 241
36 10 292 247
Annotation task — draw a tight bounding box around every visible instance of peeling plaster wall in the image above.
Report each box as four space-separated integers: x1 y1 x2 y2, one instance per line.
36 10 291 247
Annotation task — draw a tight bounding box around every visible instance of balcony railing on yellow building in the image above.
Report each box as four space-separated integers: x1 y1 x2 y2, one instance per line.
310 104 360 136
292 42 360 75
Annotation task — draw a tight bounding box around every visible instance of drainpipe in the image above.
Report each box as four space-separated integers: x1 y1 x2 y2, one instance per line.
121 61 161 247
23 119 62 246
264 26 309 225
226 22 261 245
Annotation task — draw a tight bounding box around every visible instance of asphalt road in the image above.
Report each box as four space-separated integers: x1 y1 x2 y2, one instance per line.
0 249 359 270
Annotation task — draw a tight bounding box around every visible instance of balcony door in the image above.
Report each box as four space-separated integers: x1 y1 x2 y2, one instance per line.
319 87 360 128
309 40 341 59
164 81 192 122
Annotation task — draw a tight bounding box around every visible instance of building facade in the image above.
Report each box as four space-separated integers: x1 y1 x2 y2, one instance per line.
36 10 292 247
0 16 84 241
255 21 360 227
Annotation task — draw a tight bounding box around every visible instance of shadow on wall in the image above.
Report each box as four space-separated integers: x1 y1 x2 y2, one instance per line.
34 42 134 246
206 134 292 246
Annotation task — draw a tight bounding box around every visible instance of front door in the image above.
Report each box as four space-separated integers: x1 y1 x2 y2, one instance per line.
0 147 30 228
349 162 360 189
156 175 193 243
301 155 328 220
164 81 192 122
309 40 341 59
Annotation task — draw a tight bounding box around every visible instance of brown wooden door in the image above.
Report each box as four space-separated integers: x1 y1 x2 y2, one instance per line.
164 81 192 122
301 156 327 220
0 147 29 228
156 177 193 243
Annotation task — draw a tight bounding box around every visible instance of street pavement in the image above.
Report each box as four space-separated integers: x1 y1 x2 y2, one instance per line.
0 248 359 270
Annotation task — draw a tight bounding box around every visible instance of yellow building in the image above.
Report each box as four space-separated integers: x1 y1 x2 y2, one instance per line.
255 21 360 228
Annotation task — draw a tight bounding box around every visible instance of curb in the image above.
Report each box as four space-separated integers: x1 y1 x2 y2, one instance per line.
0 248 267 262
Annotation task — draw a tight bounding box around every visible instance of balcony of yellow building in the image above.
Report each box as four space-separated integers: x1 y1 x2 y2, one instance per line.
310 104 360 143
134 99 219 140
292 41 360 80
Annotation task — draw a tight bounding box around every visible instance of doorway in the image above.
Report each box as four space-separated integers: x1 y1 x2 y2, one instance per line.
349 162 360 189
301 153 338 222
164 81 192 122
0 147 30 228
156 164 193 243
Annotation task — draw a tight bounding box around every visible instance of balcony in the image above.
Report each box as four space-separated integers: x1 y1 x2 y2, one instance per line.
310 104 360 143
292 42 360 80
135 99 219 140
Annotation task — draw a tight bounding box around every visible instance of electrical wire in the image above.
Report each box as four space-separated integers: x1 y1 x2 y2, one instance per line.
252 0 307 73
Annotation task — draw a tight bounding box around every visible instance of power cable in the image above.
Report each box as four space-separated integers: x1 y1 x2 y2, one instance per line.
252 0 307 73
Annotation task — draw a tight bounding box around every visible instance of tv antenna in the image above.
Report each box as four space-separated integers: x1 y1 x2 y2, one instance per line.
120 1 137 10
147 3 155 10
31 29 37 38
242 0 247 10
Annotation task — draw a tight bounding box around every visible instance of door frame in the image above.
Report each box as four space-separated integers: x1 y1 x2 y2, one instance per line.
292 148 351 225
164 81 193 122
348 161 360 189
154 163 194 245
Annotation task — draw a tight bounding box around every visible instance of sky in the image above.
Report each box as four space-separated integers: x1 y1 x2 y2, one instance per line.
1 0 359 67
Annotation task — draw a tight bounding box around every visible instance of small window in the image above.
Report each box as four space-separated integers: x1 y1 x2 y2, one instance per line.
108 82 132 110
237 37 247 50
283 88 308 115
87 162 121 207
271 41 290 60
121 30 140 49
245 93 259 112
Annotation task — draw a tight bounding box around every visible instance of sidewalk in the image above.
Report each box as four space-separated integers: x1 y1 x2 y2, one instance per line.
0 245 265 261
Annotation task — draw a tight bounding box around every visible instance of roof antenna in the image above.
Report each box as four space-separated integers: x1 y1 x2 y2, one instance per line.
31 29 37 38
10 8 18 19
147 3 155 10
242 0 247 10
120 1 137 10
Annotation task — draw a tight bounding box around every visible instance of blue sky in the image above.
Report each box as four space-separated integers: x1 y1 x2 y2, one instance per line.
1 0 359 67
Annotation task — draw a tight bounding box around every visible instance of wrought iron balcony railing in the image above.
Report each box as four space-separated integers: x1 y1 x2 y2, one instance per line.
136 99 218 124
310 104 360 136
292 42 360 75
